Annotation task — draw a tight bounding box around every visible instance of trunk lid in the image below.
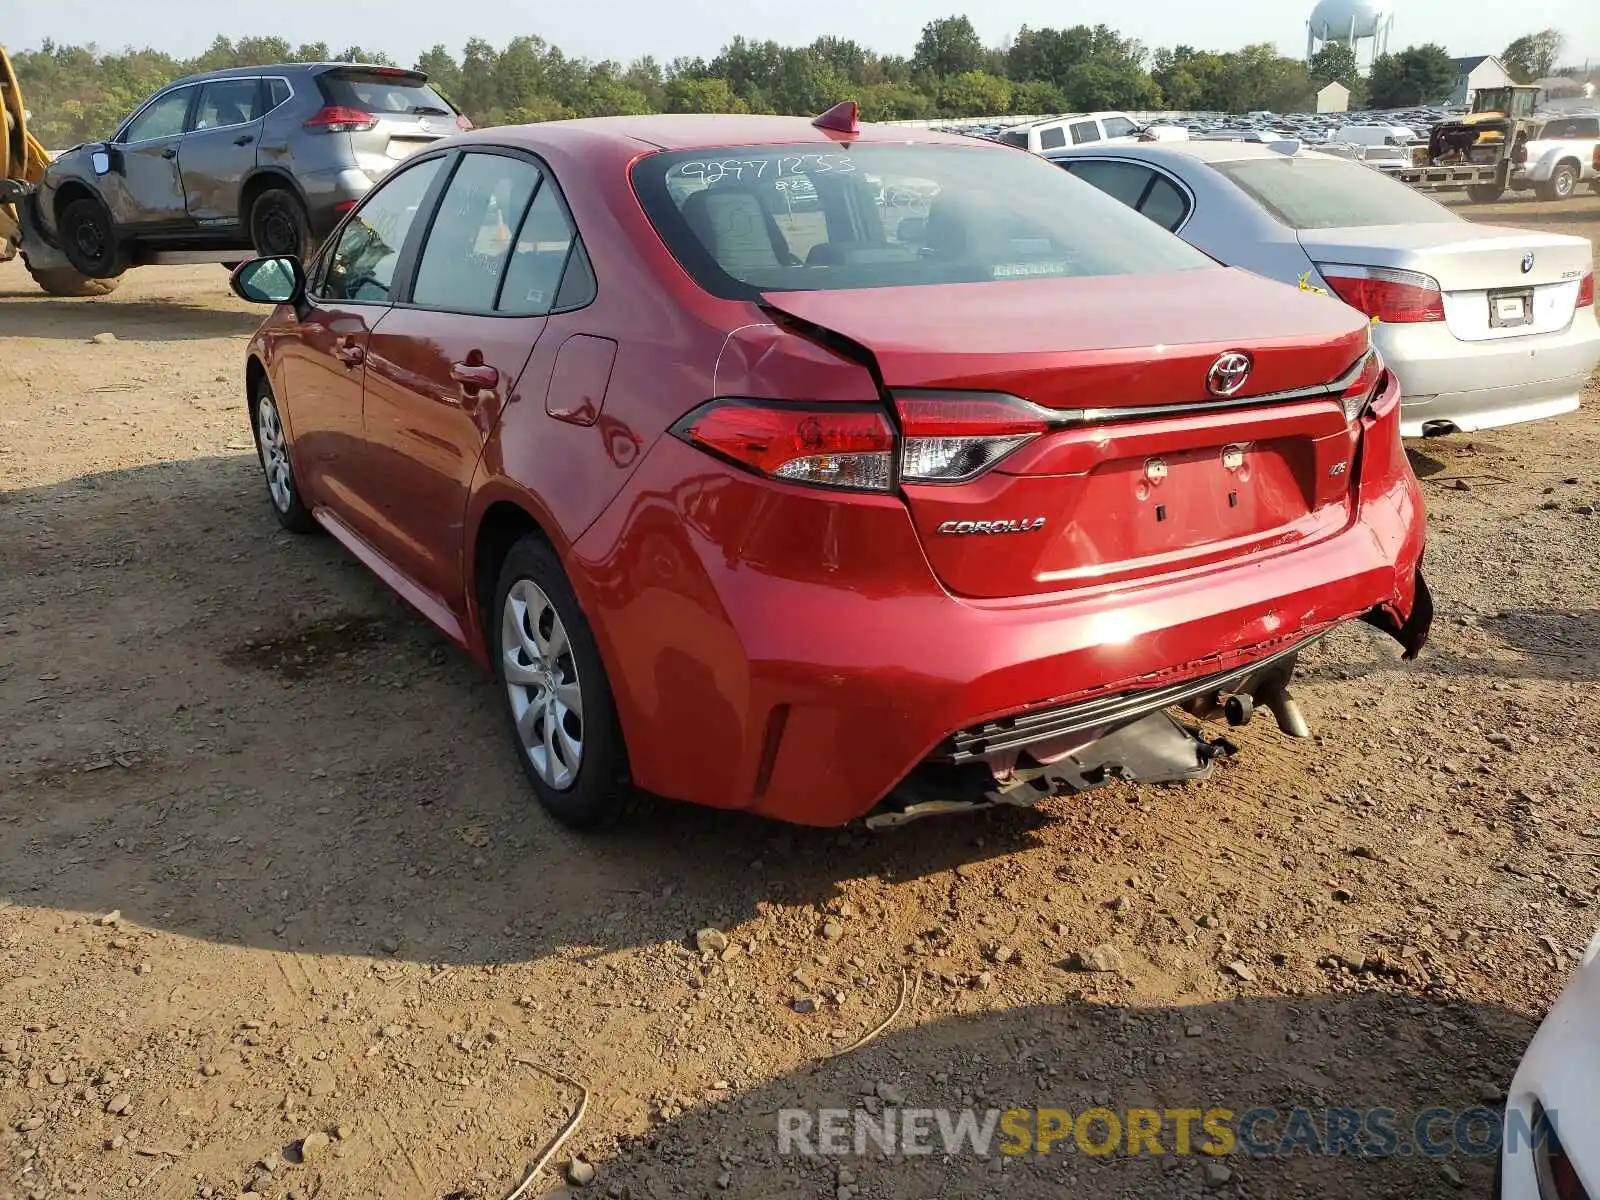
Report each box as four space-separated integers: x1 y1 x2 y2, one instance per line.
318 68 462 174
1302 223 1593 342
763 269 1371 599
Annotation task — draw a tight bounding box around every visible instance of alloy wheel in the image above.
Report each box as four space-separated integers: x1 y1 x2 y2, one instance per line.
501 579 584 789
256 395 293 513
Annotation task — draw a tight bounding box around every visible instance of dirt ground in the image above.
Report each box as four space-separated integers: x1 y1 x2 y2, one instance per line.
3 191 1599 1200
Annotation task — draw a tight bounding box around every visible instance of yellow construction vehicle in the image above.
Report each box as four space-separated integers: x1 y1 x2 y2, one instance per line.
1397 84 1542 204
1 45 118 294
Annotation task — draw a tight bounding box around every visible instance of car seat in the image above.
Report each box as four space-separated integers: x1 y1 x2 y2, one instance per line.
680 185 798 276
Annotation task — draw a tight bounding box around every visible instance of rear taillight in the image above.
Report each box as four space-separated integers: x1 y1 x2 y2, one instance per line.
1316 264 1445 324
1578 271 1595 309
1339 350 1387 423
303 105 377 133
456 114 474 132
670 400 894 491
894 393 1046 483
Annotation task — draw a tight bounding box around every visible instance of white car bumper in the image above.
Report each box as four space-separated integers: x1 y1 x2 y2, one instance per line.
1374 307 1600 437
1501 923 1600 1198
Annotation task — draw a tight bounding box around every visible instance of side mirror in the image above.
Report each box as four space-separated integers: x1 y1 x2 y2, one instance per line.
896 216 926 244
231 256 305 306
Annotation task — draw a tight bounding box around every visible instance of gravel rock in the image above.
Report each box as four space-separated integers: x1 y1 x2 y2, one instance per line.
875 1080 905 1105
1203 1161 1233 1188
104 1092 131 1115
1224 961 1257 983
1440 1163 1464 1188
95 910 121 927
791 997 818 1014
90 332 117 345
694 928 728 955
567 1156 597 1186
1067 945 1125 973
820 920 844 941
299 1130 330 1161
992 945 1015 964
45 1067 67 1086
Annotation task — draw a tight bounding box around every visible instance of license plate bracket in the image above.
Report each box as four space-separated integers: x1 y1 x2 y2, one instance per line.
1488 287 1533 328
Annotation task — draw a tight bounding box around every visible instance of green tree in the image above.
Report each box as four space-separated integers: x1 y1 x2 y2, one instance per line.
1309 42 1359 87
414 44 463 102
935 69 1010 116
1501 29 1564 82
857 82 930 121
663 76 746 113
1008 79 1067 114
1368 44 1456 107
912 16 986 79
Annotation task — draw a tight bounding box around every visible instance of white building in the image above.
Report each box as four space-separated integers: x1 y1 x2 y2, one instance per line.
1450 55 1515 106
1316 81 1351 112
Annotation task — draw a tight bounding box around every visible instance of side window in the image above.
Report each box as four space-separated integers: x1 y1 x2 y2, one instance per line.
1070 121 1101 145
498 181 590 315
121 89 192 143
320 156 445 303
411 153 542 313
1069 160 1154 209
1039 126 1066 151
194 79 265 131
267 78 292 113
1102 117 1137 139
1139 175 1190 231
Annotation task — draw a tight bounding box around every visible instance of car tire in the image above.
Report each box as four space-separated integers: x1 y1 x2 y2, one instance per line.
22 257 121 296
249 188 313 260
251 378 317 534
1537 163 1578 202
492 535 642 830
1465 183 1505 204
57 197 126 279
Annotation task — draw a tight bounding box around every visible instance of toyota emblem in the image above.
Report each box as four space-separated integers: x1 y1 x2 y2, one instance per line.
1521 252 1535 274
1206 351 1252 398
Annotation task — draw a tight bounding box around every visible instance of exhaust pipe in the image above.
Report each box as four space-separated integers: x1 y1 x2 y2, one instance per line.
1255 682 1310 738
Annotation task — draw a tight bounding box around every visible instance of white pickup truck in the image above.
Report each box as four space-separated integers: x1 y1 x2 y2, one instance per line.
1512 113 1600 201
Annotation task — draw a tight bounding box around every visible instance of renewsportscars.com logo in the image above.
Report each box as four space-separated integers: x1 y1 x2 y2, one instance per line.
777 1104 1551 1160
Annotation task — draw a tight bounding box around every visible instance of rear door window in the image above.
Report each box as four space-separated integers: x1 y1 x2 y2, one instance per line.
1039 126 1066 150
499 182 590 315
320 70 457 116
1102 116 1138 138
193 79 265 131
1070 121 1101 145
1065 160 1191 232
410 153 542 313
319 156 445 303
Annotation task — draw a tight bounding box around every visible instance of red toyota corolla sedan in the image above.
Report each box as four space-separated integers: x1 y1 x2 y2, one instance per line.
229 106 1430 830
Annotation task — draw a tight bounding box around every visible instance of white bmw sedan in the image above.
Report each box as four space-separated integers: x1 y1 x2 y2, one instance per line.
1045 141 1599 437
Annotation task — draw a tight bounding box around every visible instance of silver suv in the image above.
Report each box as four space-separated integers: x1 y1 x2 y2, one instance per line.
34 62 467 279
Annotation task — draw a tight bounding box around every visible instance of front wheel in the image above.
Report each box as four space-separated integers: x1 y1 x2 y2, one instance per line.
1465 183 1505 204
492 536 639 830
249 188 312 260
251 379 317 533
57 197 126 279
1537 163 1578 202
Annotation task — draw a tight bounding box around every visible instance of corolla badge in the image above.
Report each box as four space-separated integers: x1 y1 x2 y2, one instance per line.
937 517 1047 536
1521 252 1535 274
1206 351 1252 398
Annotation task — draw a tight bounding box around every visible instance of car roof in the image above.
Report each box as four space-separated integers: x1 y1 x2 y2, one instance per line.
162 62 420 87
1050 141 1332 167
468 114 992 154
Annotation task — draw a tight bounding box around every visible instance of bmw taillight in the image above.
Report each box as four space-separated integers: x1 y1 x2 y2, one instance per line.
303 105 378 133
1340 349 1388 423
1578 271 1595 309
1317 264 1446 324
670 401 895 491
894 393 1047 482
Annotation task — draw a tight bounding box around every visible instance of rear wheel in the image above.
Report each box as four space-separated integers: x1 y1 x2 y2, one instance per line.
251 379 317 534
249 188 312 260
57 197 125 279
23 258 120 296
492 536 640 830
1465 183 1505 204
1537 162 1578 202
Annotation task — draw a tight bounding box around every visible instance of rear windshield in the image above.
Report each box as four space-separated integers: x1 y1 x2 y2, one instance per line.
631 142 1211 298
1211 156 1459 230
319 71 456 116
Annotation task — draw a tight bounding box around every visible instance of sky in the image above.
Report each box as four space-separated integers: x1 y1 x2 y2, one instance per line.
8 0 1599 70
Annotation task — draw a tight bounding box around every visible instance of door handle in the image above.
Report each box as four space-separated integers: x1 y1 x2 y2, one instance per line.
450 362 499 390
234 135 255 147
333 341 365 367
162 146 178 159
